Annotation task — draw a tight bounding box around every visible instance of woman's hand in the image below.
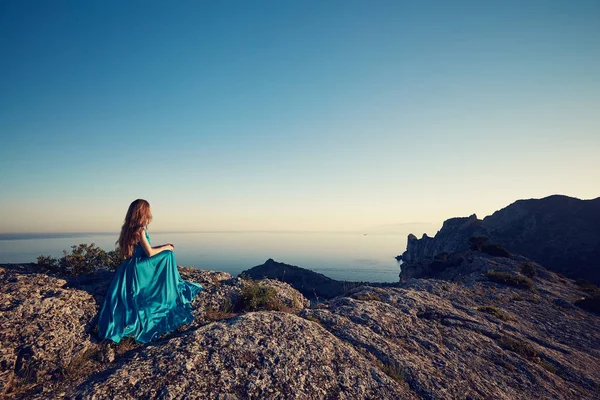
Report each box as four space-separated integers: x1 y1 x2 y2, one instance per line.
165 244 174 251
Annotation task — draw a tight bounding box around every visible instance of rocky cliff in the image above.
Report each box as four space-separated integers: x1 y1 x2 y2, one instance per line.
1 253 600 399
401 195 600 284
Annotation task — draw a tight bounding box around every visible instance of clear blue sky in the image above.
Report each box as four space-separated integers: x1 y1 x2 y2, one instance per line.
1 0 599 233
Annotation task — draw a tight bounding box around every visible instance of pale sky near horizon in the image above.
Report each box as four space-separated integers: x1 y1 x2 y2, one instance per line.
1 1 599 234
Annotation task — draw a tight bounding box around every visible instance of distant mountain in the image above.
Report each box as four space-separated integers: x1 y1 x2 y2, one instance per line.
402 195 600 284
241 258 356 299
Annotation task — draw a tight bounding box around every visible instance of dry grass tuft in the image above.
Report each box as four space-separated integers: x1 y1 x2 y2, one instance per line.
59 347 101 380
373 358 406 385
352 292 383 302
114 338 140 356
477 306 511 321
487 270 538 294
205 298 237 321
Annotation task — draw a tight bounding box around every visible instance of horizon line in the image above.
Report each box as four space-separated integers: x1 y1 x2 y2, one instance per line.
0 228 429 240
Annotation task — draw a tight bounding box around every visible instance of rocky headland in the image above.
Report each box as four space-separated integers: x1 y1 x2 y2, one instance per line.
241 258 398 300
401 195 600 284
2 247 600 399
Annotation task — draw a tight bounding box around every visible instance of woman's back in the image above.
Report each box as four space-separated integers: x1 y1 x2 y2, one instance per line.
97 199 204 344
132 231 151 258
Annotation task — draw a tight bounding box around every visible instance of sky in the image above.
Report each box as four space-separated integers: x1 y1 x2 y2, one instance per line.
1 0 599 233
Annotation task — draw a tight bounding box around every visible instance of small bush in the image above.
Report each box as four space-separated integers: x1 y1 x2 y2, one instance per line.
497 336 557 374
477 306 510 321
469 236 488 251
487 270 537 293
575 279 600 296
304 315 322 325
540 360 557 374
498 336 537 361
482 244 511 257
352 293 383 302
520 262 536 278
205 298 237 321
37 243 122 275
374 358 406 385
512 294 525 301
236 281 285 312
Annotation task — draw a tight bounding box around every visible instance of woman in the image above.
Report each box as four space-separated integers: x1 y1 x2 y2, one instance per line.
97 199 203 343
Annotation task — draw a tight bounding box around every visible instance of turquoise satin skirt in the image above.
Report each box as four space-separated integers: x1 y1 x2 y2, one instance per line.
97 248 203 344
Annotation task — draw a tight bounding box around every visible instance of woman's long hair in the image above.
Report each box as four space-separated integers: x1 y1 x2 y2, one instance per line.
116 199 152 258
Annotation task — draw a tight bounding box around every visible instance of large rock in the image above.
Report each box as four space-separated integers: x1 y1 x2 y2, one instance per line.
1 255 599 399
0 264 99 395
75 312 409 399
302 254 600 399
401 195 600 283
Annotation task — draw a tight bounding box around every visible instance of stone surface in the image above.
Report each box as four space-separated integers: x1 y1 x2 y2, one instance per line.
1 255 599 399
76 312 409 400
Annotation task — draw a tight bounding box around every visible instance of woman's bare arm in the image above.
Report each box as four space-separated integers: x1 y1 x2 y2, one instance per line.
152 243 174 250
139 230 173 257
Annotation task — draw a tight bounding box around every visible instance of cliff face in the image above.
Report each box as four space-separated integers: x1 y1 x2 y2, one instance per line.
402 215 483 263
1 255 600 399
401 195 600 283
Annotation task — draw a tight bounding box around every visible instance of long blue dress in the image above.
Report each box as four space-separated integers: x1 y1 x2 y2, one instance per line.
97 231 203 343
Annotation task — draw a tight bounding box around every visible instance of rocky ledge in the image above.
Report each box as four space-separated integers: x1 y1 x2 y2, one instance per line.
1 253 599 399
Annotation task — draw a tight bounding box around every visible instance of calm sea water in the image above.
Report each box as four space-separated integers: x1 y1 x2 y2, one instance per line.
0 232 406 282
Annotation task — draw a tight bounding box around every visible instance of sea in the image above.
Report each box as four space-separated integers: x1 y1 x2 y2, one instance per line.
0 231 410 282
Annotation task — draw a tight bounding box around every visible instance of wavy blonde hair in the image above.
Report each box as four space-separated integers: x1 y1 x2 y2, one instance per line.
116 199 152 258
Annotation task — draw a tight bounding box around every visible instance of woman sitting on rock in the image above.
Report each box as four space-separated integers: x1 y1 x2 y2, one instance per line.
96 199 203 343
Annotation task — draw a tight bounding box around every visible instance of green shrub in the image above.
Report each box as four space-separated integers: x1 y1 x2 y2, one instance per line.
373 358 406 385
304 315 322 325
236 281 285 312
497 336 537 361
482 244 511 257
487 270 537 293
497 336 557 373
520 262 536 278
37 243 122 275
540 360 557 374
352 293 383 302
575 279 600 296
468 237 510 257
36 255 59 270
469 236 488 251
204 297 237 321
